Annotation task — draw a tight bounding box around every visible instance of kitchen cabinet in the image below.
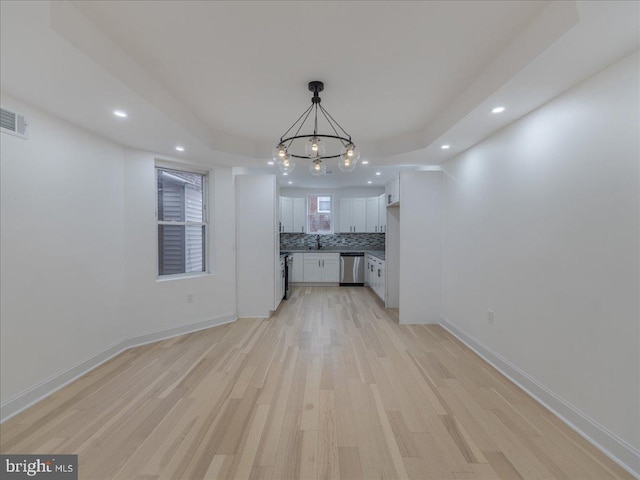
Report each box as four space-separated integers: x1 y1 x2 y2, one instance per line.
365 195 387 233
368 255 385 302
364 254 371 285
280 196 306 233
365 197 379 232
292 197 306 233
292 253 304 282
303 253 340 282
339 198 366 233
378 193 387 233
385 174 400 206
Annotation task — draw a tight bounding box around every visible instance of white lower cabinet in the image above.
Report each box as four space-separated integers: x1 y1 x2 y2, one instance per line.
364 254 370 285
322 254 340 282
302 253 340 282
368 256 385 302
292 253 304 282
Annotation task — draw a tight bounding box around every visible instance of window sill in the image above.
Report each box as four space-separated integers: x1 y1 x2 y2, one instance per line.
156 272 213 283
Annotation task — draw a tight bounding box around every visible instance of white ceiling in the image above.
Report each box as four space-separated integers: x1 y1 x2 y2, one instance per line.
1 1 638 188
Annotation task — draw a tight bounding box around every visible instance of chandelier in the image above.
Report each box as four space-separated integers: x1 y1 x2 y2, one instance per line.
273 81 360 176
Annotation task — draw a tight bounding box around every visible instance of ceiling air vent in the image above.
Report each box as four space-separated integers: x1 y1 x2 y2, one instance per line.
325 170 334 175
1 107 28 139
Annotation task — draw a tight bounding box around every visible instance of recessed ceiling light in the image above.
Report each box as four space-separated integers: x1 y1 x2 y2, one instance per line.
267 161 274 165
113 110 128 118
375 172 381 176
283 172 288 176
361 160 369 165
441 144 450 150
175 145 185 152
288 181 293 184
491 106 506 114
367 180 372 184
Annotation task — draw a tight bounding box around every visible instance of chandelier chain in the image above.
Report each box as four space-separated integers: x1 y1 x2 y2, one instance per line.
279 104 313 143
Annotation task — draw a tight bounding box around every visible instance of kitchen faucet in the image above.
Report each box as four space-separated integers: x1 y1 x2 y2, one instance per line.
316 235 321 250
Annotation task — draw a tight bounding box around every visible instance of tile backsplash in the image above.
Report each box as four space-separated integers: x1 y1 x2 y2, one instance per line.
280 233 385 250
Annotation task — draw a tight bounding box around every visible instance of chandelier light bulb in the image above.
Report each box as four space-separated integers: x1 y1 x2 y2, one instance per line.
305 137 326 158
344 143 360 163
272 144 288 164
278 154 295 174
338 153 357 173
309 159 326 176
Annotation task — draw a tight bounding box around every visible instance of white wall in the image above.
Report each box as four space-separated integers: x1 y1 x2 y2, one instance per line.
0 94 237 417
399 171 442 324
441 52 639 467
235 175 277 318
123 152 236 337
1 94 126 405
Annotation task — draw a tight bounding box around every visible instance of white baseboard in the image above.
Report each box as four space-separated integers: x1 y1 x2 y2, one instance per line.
0 314 236 423
440 319 640 479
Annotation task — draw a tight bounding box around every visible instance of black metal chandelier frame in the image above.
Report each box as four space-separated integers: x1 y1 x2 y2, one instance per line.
277 81 354 160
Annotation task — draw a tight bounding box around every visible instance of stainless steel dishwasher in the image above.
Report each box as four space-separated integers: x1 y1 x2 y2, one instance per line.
339 252 365 286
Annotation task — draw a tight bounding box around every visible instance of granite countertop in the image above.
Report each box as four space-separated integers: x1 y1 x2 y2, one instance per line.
281 248 385 260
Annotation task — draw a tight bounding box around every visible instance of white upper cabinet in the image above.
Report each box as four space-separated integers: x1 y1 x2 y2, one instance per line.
365 197 379 232
280 197 293 232
292 197 306 233
365 195 387 233
378 193 387 233
280 196 306 233
385 174 400 206
339 198 366 233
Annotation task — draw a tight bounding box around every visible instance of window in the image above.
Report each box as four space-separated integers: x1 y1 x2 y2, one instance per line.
307 194 332 234
317 196 331 213
156 166 208 276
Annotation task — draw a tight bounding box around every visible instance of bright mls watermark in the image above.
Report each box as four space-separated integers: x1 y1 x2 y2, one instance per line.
1 455 77 479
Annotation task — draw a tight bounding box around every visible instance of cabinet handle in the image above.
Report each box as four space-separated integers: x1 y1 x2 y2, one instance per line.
378 269 381 277
322 260 325 267
375 226 377 232
301 226 304 232
318 260 321 267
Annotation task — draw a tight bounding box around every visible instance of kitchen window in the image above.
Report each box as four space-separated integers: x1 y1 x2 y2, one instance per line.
156 166 208 276
307 194 332 234
317 196 331 213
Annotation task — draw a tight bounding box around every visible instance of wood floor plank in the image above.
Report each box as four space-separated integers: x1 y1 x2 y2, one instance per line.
0 286 633 480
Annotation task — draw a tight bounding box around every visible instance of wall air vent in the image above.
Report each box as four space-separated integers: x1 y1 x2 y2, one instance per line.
1 107 28 139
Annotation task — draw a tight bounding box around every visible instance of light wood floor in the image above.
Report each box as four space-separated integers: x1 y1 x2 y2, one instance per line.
1 287 632 480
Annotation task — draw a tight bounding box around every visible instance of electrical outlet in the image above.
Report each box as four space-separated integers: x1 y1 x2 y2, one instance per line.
487 310 494 325
186 293 194 304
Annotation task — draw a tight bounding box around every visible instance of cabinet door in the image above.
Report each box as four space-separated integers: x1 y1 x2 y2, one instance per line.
322 254 340 282
378 194 386 233
303 256 323 282
364 256 368 284
292 253 304 282
385 175 400 205
280 197 294 232
365 197 379 232
352 198 366 232
292 197 306 233
339 198 352 232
